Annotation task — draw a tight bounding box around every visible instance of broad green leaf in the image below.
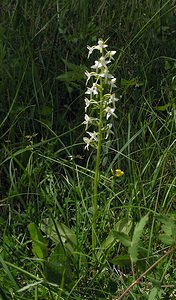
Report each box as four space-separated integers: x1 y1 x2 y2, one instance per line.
159 235 175 245
129 214 149 263
111 255 131 266
28 223 48 259
148 277 161 288
62 59 87 72
56 60 87 83
112 231 131 247
97 219 132 261
41 218 77 253
121 77 143 89
158 215 176 246
57 223 77 247
56 72 82 82
45 244 73 286
148 287 158 300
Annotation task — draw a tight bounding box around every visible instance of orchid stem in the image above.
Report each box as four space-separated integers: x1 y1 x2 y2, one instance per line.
92 77 103 255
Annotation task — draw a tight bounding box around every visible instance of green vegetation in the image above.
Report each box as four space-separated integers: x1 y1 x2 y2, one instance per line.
0 0 176 299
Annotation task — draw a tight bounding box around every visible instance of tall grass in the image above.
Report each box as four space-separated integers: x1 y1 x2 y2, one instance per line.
0 0 176 299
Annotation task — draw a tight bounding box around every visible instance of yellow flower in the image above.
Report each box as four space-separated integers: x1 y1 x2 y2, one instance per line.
114 169 124 177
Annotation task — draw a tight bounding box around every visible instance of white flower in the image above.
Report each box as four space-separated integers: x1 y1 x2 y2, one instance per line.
83 131 98 150
87 40 114 58
94 39 108 53
82 114 91 130
84 98 97 112
82 114 97 130
85 83 98 98
99 69 113 83
85 70 92 85
87 45 95 58
85 98 91 111
105 106 117 120
87 131 98 140
84 39 118 150
99 56 111 68
108 78 117 90
108 51 116 60
104 123 114 139
91 60 102 72
83 137 91 150
91 56 110 72
85 71 98 84
108 93 119 107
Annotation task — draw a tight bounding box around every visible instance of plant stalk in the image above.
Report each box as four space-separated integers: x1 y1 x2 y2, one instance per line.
92 77 103 254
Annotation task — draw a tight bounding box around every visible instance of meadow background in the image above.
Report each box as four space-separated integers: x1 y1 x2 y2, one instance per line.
0 1 176 299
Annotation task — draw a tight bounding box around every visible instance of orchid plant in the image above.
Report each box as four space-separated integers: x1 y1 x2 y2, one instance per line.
83 39 119 253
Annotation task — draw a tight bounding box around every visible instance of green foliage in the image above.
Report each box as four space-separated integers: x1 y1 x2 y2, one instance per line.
45 244 74 286
113 214 149 263
41 218 77 251
56 59 87 93
129 214 149 262
97 218 132 262
28 223 48 260
28 219 78 289
158 215 176 246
